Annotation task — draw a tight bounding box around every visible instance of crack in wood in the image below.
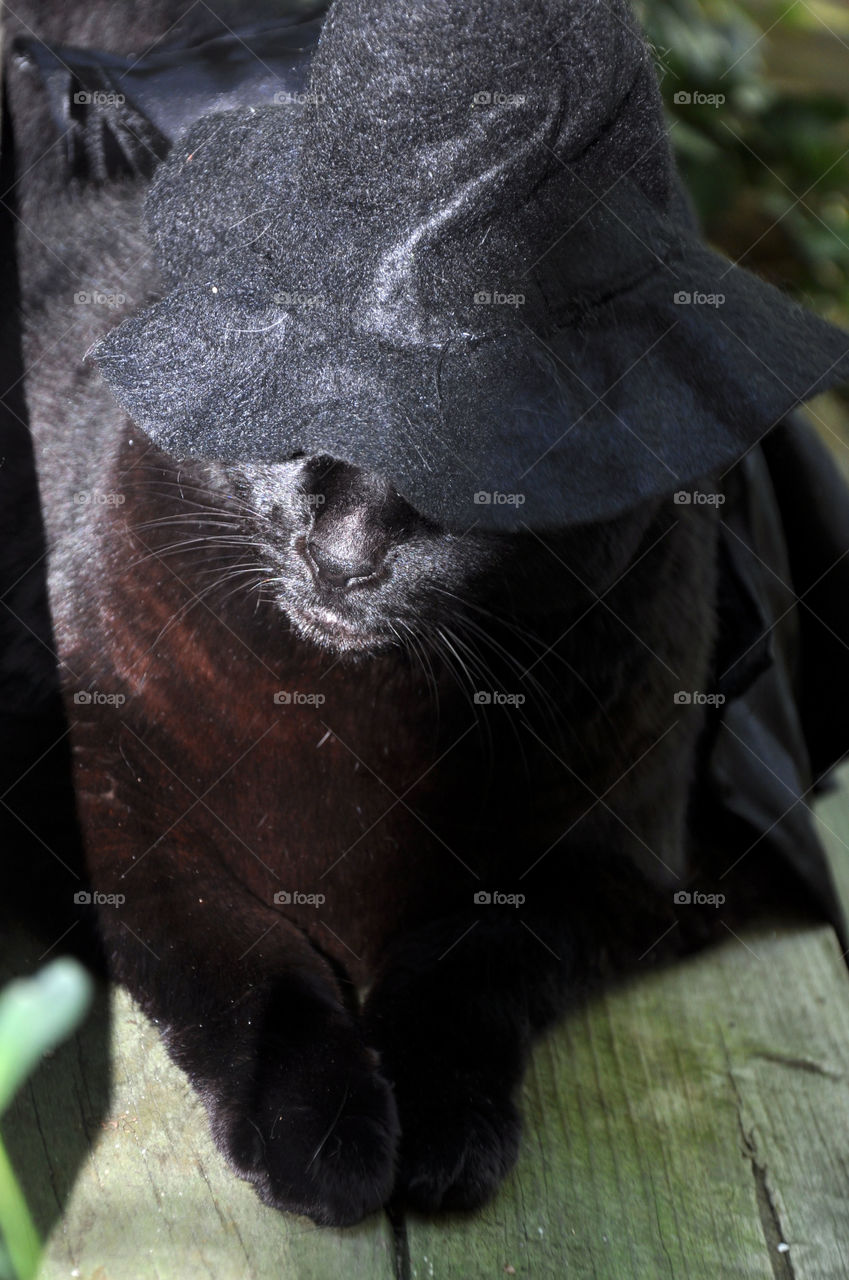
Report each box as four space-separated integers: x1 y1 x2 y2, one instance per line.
752 1051 843 1081
725 1060 795 1280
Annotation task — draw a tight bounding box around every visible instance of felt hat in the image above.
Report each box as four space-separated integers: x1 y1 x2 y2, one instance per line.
90 0 849 530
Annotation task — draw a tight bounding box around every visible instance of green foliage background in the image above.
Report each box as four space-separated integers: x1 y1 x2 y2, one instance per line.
639 0 849 328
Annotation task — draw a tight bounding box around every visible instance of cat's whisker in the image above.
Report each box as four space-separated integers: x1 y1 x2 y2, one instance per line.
429 597 555 714
129 514 248 531
124 537 263 570
460 616 591 756
453 617 566 730
127 575 235 670
447 620 532 771
193 561 266 576
120 469 271 524
131 561 274 667
431 585 548 652
428 586 600 748
430 625 496 761
213 571 271 609
395 618 440 711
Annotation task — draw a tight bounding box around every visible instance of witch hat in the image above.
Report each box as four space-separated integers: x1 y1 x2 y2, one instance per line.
90 0 849 530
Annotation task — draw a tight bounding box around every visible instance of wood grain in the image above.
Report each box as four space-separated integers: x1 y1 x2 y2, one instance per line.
403 921 849 1279
4 907 849 1278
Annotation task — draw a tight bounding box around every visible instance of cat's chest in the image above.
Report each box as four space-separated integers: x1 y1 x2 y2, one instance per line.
63 582 517 966
57 518 671 975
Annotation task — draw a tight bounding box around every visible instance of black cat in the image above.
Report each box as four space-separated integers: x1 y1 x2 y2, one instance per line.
4 0 849 1228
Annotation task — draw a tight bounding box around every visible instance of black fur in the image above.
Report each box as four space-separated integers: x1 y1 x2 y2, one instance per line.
4 0 849 1229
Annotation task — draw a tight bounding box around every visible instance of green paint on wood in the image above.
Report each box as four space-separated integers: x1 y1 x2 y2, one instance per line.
404 925 849 1279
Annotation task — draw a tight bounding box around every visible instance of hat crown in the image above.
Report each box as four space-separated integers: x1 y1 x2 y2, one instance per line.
91 0 849 531
147 0 671 345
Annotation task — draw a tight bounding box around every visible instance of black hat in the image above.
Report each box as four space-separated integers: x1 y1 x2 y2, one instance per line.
91 0 849 530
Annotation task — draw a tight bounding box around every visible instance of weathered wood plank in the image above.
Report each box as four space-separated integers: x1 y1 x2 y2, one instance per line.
6 924 849 1279
1 978 395 1280
404 923 849 1279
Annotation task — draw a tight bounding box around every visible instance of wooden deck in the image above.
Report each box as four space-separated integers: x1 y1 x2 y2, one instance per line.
2 768 848 1279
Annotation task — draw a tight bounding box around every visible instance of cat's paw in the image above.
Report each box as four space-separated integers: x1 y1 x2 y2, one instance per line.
203 1024 400 1226
392 1070 522 1212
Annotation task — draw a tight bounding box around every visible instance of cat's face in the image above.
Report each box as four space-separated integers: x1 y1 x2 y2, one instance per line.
203 455 501 657
135 449 647 670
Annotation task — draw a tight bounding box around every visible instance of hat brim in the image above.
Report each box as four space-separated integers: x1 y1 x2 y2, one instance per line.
90 222 849 531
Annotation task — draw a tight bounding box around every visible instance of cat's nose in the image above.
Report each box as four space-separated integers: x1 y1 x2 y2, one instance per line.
304 538 382 589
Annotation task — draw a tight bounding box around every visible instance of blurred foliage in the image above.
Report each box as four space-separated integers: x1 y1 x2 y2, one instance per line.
0 960 93 1280
638 0 849 328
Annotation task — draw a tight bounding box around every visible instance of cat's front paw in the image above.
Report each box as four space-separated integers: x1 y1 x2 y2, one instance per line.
201 1019 400 1226
392 1068 522 1212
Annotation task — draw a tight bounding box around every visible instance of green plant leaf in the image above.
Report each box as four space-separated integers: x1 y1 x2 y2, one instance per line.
0 960 93 1116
